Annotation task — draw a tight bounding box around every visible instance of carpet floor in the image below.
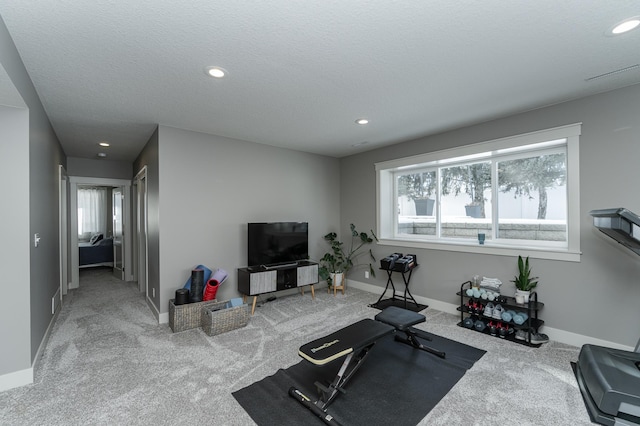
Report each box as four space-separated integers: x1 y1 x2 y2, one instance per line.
0 267 594 425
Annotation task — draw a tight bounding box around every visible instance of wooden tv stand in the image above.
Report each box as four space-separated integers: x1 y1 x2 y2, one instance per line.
237 261 318 314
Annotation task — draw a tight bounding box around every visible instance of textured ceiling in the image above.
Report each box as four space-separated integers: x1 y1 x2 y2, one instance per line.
0 1 639 161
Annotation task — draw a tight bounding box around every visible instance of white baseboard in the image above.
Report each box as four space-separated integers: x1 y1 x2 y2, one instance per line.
146 296 162 323
0 368 33 392
2 289 66 392
146 296 170 324
541 326 634 351
347 279 635 352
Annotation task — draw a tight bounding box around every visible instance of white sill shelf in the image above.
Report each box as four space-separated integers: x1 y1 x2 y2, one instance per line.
377 238 581 262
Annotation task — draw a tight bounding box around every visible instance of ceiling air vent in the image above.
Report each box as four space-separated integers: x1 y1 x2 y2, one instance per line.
585 64 640 82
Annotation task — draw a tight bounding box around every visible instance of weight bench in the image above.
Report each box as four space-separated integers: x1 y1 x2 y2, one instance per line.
375 306 446 359
289 307 446 424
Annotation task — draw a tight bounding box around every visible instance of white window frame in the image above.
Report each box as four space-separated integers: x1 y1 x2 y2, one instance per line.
375 123 582 262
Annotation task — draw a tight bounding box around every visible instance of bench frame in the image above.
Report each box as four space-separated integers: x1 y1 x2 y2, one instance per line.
290 308 445 425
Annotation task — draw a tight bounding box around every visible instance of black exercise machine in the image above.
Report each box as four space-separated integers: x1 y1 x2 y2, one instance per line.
289 307 445 424
574 208 640 426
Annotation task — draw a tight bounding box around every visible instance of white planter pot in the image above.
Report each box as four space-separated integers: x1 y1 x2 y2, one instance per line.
515 289 530 303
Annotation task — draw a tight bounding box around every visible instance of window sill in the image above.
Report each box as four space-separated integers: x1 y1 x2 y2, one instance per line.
377 238 581 262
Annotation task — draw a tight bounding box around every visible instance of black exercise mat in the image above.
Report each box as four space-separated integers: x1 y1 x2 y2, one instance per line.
369 297 428 312
233 329 485 426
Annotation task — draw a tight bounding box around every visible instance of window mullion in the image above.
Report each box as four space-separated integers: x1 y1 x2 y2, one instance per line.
491 160 498 240
436 167 441 238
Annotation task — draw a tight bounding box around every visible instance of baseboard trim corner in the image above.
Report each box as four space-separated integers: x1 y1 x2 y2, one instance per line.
146 296 162 323
0 367 33 392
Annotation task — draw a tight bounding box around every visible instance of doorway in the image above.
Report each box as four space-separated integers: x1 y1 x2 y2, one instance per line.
68 177 133 289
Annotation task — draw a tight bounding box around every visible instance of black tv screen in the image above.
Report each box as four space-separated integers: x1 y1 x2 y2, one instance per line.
248 222 309 267
590 208 640 256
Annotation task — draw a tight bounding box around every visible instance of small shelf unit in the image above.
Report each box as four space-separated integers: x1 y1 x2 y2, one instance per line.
456 280 545 347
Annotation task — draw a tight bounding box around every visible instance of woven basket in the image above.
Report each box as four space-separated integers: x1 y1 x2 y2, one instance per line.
201 301 250 336
169 298 218 333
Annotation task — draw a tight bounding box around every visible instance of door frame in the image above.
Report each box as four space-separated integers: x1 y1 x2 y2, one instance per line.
59 165 69 297
111 186 125 281
134 167 149 294
69 176 133 288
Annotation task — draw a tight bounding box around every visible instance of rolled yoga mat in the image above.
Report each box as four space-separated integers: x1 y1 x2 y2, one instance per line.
203 279 219 301
189 269 205 303
183 264 212 291
174 288 189 305
211 268 228 285
202 269 228 301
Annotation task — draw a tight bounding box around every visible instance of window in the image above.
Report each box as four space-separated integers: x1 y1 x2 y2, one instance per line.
376 124 581 261
77 187 107 238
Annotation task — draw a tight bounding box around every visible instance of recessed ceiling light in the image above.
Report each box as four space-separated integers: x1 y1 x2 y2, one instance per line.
97 152 107 158
610 17 640 35
355 118 369 125
98 141 110 147
205 66 227 78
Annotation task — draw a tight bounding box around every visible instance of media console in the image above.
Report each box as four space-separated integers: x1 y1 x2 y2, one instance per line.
237 260 318 315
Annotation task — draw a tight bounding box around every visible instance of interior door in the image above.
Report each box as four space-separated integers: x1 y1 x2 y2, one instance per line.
112 187 125 280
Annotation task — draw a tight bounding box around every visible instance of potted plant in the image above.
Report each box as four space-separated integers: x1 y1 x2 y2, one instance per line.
465 202 482 218
511 255 538 303
398 172 436 216
318 224 378 293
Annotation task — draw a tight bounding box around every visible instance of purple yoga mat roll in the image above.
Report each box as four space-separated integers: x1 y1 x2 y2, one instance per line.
211 268 228 285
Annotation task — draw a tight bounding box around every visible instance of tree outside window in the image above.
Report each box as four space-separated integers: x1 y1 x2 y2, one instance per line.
440 162 492 218
498 153 566 220
397 171 436 216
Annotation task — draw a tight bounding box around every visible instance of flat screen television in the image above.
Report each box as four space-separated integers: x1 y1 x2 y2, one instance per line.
248 222 309 267
590 208 640 256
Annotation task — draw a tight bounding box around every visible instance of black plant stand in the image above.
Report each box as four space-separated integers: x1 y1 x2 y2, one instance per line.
373 264 420 310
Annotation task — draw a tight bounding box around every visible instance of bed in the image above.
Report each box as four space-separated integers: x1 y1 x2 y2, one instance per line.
79 236 114 268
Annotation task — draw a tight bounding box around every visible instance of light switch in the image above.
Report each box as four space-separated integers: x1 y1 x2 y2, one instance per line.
34 233 41 247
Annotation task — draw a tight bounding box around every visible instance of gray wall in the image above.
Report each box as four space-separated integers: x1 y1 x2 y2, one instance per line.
341 83 640 348
136 125 340 316
0 105 30 377
0 15 66 383
67 157 133 180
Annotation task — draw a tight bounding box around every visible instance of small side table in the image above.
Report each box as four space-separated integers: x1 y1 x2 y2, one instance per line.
374 264 419 309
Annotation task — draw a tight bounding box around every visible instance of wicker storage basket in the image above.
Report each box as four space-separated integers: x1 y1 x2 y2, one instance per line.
201 300 250 336
169 299 218 333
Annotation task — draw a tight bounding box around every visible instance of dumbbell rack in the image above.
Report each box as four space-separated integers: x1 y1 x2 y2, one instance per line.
456 280 545 347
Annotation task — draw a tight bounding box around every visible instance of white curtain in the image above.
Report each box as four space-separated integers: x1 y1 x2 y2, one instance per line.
78 187 107 237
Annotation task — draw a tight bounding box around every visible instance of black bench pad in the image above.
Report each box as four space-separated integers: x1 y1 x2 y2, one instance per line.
299 319 394 366
374 306 426 331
